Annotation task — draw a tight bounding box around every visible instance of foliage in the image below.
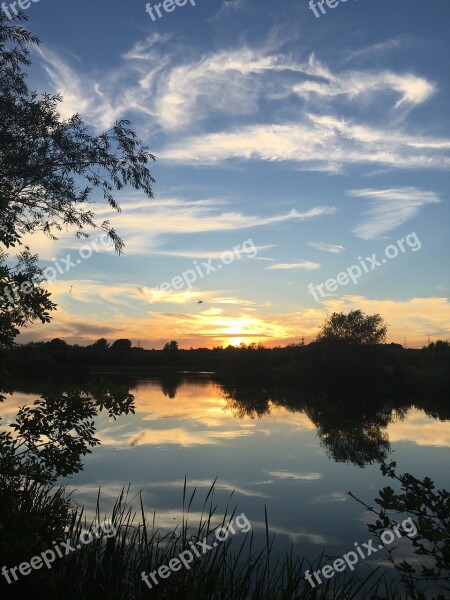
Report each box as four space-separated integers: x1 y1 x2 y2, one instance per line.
0 13 155 348
163 340 179 352
2 337 449 395
1 388 135 484
0 247 56 347
1 481 394 600
0 476 72 595
89 338 110 351
317 310 388 345
351 462 450 599
0 385 136 597
0 15 154 597
110 338 132 352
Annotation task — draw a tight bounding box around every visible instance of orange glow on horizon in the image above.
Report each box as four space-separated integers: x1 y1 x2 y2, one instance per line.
17 288 449 350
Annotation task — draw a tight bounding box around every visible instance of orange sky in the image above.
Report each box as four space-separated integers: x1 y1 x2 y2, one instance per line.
18 281 450 349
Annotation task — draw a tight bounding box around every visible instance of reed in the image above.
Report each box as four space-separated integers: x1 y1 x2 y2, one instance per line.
47 480 403 600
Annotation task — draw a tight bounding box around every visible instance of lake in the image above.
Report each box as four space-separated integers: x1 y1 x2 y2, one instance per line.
5 373 450 580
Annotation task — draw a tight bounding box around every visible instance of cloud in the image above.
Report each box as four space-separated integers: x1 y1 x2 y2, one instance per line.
212 297 257 305
137 287 205 305
388 408 450 448
47 279 142 309
161 115 450 171
266 261 320 271
35 42 448 174
348 187 441 239
266 471 322 481
17 199 333 259
151 47 304 131
88 200 336 255
35 47 133 130
146 244 275 259
292 54 435 109
344 38 408 63
308 242 345 254
209 0 249 22
122 33 174 60
312 491 348 504
249 256 276 262
18 292 450 349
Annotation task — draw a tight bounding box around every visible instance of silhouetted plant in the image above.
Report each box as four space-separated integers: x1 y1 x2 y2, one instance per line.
89 338 110 351
350 461 450 599
163 340 179 352
317 310 387 345
110 339 132 352
1 388 135 484
0 386 135 591
0 13 154 348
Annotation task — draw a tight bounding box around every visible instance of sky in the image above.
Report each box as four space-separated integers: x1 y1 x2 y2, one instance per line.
11 0 450 348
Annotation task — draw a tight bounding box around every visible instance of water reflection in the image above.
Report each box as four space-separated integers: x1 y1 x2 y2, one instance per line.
160 373 183 399
4 375 450 469
220 380 448 466
4 374 450 570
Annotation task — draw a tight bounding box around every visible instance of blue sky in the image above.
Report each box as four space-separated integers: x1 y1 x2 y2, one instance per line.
15 0 450 348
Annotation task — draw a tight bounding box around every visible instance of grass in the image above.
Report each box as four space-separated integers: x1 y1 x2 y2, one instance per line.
38 480 407 600
1 477 420 599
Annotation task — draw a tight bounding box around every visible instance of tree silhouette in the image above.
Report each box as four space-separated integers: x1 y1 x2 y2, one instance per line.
163 340 179 352
0 16 147 575
89 338 110 351
317 310 387 345
0 14 155 348
110 339 132 352
351 462 450 598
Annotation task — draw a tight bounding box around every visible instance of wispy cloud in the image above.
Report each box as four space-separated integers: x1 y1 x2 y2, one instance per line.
122 33 174 60
266 471 322 481
19 199 334 258
266 261 320 271
308 242 345 254
344 37 408 62
209 0 249 22
348 187 441 239
312 491 347 504
146 244 274 259
161 115 450 171
292 54 435 109
95 201 336 255
35 42 448 174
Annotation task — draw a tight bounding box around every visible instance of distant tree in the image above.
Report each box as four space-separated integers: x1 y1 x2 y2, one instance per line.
46 338 68 351
0 14 154 348
163 341 179 352
426 340 449 352
317 310 387 345
89 338 110 351
110 339 132 352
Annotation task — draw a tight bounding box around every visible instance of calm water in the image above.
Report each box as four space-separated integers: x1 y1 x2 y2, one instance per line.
6 375 450 574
